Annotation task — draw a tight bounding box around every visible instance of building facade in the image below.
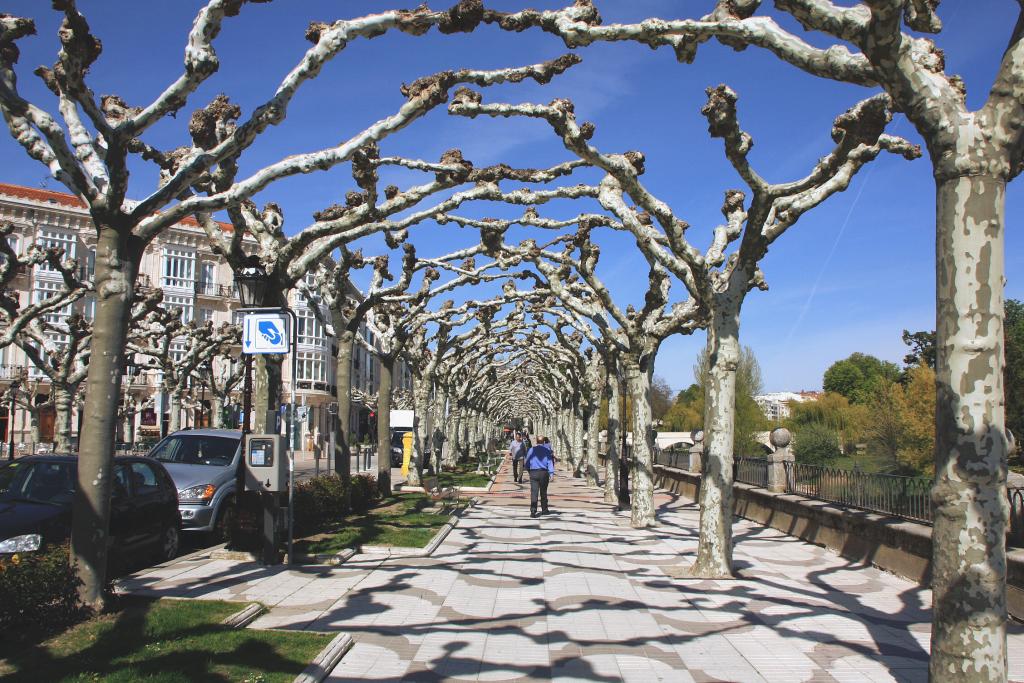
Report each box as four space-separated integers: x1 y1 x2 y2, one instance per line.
753 391 821 423
0 182 411 454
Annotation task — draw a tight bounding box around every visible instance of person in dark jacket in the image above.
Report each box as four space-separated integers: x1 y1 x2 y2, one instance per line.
524 436 555 518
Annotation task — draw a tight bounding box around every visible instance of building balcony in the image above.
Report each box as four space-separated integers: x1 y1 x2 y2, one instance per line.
195 281 235 298
0 365 26 381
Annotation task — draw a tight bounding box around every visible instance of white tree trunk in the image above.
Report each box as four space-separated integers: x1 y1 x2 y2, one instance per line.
409 377 431 487
585 400 600 486
691 297 741 578
376 355 394 496
572 404 585 476
930 173 1008 681
168 392 182 433
604 373 621 504
623 353 656 528
432 385 447 473
210 396 224 429
53 386 75 452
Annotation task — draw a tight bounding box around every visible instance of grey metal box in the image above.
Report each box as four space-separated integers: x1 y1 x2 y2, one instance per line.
245 434 288 493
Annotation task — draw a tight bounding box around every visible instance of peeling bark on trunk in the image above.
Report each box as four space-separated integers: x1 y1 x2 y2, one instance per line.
604 374 621 504
432 386 447 473
253 354 283 434
572 405 585 476
410 377 431 487
623 353 656 528
168 393 182 433
930 173 1008 681
52 386 75 452
691 297 741 578
585 401 600 487
332 327 354 486
376 355 394 496
210 396 224 429
71 226 138 610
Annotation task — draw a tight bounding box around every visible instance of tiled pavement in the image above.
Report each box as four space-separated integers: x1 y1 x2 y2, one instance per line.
120 460 1024 682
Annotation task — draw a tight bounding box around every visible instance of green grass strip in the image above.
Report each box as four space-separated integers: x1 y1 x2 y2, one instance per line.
296 493 463 555
0 597 332 682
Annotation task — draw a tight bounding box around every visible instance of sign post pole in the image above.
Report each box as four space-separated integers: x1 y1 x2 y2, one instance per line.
240 306 297 565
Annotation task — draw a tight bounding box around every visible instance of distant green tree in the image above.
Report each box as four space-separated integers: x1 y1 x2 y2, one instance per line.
692 345 767 455
650 375 674 421
1007 300 1024 447
793 423 842 464
823 353 901 403
663 384 703 431
786 391 868 452
901 329 937 369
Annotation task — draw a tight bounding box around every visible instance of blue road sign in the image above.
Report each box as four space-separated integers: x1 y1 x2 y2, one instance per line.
243 312 290 354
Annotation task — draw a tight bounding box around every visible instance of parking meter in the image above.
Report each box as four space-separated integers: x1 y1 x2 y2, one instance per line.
245 434 287 492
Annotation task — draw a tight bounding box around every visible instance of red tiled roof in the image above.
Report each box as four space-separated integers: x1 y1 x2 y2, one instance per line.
0 182 234 232
0 182 86 208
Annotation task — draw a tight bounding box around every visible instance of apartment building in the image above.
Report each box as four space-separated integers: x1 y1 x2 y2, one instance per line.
754 390 821 423
0 182 411 454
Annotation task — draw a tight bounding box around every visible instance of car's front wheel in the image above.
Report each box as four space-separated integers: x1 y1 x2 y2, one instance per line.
210 500 236 544
158 524 180 562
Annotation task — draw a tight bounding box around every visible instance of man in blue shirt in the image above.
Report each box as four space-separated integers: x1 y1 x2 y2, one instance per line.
524 436 555 518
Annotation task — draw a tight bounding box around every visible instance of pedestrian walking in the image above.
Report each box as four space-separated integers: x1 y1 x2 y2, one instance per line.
525 436 555 518
509 432 528 484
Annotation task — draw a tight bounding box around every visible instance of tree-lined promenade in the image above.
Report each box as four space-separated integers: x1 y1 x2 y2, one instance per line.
0 1 1021 679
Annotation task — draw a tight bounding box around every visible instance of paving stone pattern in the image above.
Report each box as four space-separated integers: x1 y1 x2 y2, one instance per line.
121 461 1024 682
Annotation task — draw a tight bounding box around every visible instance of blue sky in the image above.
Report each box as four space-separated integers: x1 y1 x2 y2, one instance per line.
2 1 1021 394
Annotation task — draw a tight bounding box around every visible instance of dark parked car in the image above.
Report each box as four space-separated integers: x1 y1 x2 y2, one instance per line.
147 429 242 540
390 429 412 467
0 455 181 567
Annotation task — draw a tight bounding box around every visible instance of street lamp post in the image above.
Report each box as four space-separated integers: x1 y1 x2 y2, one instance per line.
233 265 267 554
122 355 138 449
235 264 300 565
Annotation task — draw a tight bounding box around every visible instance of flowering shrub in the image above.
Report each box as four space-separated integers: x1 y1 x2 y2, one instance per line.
0 544 88 638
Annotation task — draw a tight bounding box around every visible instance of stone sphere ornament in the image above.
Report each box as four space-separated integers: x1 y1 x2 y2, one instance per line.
770 427 791 449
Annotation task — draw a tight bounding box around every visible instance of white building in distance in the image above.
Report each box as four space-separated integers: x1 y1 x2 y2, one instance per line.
754 391 820 423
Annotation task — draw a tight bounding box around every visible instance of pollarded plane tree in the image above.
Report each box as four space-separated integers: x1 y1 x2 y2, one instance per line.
400 293 539 483
451 83 918 575
0 221 88 350
481 1 1022 675
199 135 588 461
199 354 246 430
0 232 173 450
191 90 587 427
440 319 580 461
437 215 702 528
532 304 609 488
0 0 584 606
358 248 545 494
129 319 241 434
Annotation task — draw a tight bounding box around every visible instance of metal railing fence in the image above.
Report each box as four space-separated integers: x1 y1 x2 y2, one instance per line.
782 461 933 523
735 457 769 488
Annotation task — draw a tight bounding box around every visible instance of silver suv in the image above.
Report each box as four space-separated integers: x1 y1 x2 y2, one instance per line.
147 429 242 540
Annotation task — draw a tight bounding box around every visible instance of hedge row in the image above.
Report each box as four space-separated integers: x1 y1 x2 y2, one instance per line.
292 473 379 537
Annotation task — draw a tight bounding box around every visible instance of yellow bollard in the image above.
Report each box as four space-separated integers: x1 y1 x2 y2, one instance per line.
401 431 414 478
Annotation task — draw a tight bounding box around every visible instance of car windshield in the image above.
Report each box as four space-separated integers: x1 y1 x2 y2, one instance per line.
149 435 237 467
391 432 409 448
0 461 76 505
